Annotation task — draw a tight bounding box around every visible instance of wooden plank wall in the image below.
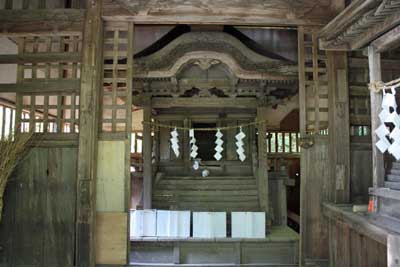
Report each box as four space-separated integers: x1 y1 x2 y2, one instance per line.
0 0 85 9
329 220 387 267
0 147 78 267
95 20 134 265
298 26 331 265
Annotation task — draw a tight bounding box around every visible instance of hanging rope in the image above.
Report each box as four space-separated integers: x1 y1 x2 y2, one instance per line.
369 77 400 93
142 120 266 131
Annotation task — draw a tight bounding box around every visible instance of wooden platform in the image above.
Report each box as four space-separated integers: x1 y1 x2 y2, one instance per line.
130 227 299 267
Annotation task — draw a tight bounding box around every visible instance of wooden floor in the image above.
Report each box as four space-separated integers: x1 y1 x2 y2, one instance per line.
130 226 299 267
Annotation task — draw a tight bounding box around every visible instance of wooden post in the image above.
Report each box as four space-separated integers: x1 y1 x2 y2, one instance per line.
327 51 351 203
76 0 103 266
368 46 385 188
256 107 269 219
143 99 153 209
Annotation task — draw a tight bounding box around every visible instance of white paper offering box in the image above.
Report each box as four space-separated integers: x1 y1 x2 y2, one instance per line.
193 212 226 238
156 210 190 238
231 212 266 238
130 210 157 238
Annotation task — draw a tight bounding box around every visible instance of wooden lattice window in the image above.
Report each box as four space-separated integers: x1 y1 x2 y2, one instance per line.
266 132 300 154
17 93 79 134
0 103 16 138
101 22 133 134
299 28 329 133
20 35 82 81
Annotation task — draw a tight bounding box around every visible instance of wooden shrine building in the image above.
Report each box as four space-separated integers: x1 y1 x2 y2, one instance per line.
0 0 399 266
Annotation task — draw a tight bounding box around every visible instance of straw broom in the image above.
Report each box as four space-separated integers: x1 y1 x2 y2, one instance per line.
0 132 34 223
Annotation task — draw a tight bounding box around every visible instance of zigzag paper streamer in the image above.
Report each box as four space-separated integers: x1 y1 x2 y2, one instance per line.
214 129 223 161
170 127 180 158
235 127 246 162
189 129 198 159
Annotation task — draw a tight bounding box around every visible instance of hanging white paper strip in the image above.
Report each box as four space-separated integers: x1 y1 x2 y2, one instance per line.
214 129 223 161
170 128 180 158
189 129 198 159
375 86 400 159
235 127 246 162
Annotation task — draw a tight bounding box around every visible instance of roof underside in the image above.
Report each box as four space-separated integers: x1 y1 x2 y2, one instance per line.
319 0 400 51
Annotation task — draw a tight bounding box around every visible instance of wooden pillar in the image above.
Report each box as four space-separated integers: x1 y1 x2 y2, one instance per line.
76 0 103 266
143 99 153 209
327 51 351 203
256 107 269 218
368 46 385 188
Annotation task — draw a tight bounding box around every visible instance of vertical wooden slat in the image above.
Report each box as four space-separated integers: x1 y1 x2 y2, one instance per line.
368 46 385 188
257 107 269 223
76 0 103 265
143 98 152 209
312 32 320 132
111 30 119 133
298 27 306 135
1 106 5 138
42 95 48 133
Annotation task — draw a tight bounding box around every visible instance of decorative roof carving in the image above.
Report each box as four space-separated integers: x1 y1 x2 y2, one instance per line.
133 32 297 79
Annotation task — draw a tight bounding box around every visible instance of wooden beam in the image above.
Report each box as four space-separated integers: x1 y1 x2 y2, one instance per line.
150 97 259 109
350 11 400 50
371 25 400 53
257 107 269 217
319 0 380 41
103 0 337 26
327 51 351 203
142 98 152 209
76 1 102 266
323 202 389 245
0 9 84 36
0 53 81 64
0 79 80 93
368 46 385 188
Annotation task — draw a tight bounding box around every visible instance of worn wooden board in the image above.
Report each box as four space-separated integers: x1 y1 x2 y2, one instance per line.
97 140 126 212
95 212 128 265
0 147 77 267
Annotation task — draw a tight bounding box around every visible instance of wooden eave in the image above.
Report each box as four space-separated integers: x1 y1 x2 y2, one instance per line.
319 0 400 51
0 9 85 36
102 0 337 26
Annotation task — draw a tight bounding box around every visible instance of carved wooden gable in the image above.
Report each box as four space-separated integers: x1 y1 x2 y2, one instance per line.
133 31 298 104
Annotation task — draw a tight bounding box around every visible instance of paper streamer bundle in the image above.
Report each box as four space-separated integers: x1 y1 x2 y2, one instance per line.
189 129 198 159
235 127 246 162
170 128 180 158
214 129 224 161
375 86 400 160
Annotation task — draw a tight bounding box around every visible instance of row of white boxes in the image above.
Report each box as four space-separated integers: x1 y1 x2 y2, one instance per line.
130 210 266 239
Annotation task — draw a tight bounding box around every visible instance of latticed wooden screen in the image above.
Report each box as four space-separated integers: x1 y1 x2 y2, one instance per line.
101 22 133 135
298 27 329 134
11 35 82 134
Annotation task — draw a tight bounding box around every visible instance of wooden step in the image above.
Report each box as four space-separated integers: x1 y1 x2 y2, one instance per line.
392 162 400 169
158 184 258 191
153 195 259 202
158 179 256 185
164 176 255 180
154 189 259 197
385 181 400 190
390 168 400 175
153 201 260 211
387 174 400 182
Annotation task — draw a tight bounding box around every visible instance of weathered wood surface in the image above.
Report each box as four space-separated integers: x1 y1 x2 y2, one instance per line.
76 0 102 266
0 9 84 36
300 137 331 262
327 51 350 203
142 100 152 209
0 79 80 93
371 25 400 53
0 147 77 267
103 0 338 26
368 46 385 188
324 203 388 267
319 0 400 50
0 0 85 9
95 212 128 265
